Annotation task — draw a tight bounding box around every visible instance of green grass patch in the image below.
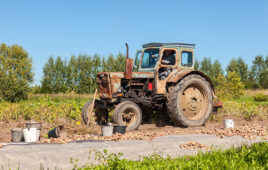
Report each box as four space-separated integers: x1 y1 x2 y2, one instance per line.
78 142 268 170
233 95 268 106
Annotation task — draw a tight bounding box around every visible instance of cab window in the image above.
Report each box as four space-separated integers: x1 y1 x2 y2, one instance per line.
181 51 193 67
161 49 176 65
134 51 142 71
141 48 159 68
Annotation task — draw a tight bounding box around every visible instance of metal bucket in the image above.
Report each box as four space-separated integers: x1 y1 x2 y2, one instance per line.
102 126 113 136
224 119 234 128
26 122 42 130
11 128 23 142
113 126 127 134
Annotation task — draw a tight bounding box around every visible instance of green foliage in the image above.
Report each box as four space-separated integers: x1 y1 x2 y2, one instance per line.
254 93 268 102
0 43 34 102
219 100 267 120
194 59 199 70
79 142 268 169
259 70 268 89
200 57 212 75
226 57 249 88
199 57 223 85
215 71 244 100
249 55 267 89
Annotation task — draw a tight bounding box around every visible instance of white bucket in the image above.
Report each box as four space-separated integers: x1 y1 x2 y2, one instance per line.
36 130 40 141
224 119 234 128
102 126 113 136
23 128 37 143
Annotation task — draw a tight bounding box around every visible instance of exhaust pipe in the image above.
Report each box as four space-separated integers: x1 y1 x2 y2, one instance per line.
124 43 133 80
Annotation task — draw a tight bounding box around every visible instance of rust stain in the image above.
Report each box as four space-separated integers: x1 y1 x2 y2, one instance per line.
124 58 133 79
213 101 223 108
97 72 112 99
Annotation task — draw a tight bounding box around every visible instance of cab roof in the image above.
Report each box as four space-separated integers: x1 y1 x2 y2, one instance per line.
142 42 195 49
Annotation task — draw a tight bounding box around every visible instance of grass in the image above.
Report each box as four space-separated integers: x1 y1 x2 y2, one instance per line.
77 142 268 169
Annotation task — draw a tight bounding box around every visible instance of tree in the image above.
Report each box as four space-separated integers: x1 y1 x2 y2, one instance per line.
250 55 266 88
0 43 33 102
226 57 249 87
226 58 239 73
210 60 223 85
259 70 268 89
200 57 212 76
41 56 55 93
215 71 244 100
194 59 199 70
66 55 78 92
54 56 67 93
236 57 248 82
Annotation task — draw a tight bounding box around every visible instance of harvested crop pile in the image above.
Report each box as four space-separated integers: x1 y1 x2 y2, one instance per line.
195 124 267 139
179 142 208 149
40 124 267 144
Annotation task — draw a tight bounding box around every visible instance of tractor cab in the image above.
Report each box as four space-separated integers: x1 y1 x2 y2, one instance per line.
134 43 195 73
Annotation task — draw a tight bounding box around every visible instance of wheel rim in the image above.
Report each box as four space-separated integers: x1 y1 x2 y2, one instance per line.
179 84 208 120
121 109 137 127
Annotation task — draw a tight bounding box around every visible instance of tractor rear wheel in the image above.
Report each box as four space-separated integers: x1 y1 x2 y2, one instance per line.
82 101 108 125
166 74 213 127
113 101 142 131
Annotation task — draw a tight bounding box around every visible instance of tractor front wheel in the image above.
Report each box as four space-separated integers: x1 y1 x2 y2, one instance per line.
113 101 142 131
82 101 108 125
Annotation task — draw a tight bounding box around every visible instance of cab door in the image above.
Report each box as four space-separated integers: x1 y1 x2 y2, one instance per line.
155 48 179 94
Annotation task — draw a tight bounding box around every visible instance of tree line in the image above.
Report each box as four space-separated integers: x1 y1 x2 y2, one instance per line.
194 56 268 89
38 53 126 94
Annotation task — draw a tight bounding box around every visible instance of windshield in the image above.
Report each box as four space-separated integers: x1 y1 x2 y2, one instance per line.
141 48 160 68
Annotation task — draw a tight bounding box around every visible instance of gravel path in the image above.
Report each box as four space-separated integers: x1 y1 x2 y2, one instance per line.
0 134 267 170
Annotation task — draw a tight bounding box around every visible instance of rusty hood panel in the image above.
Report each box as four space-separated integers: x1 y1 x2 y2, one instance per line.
97 72 154 100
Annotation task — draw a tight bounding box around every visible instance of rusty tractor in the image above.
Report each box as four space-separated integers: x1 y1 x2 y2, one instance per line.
82 43 222 131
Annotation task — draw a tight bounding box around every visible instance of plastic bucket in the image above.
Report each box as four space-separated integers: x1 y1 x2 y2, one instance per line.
26 122 42 130
36 130 40 141
224 119 234 128
48 125 67 138
11 128 23 142
102 126 113 136
113 126 127 134
23 128 37 143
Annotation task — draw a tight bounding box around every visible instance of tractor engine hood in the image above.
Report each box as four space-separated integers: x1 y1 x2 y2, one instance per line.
97 72 154 100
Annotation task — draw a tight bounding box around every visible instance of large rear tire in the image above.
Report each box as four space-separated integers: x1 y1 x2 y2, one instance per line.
166 74 213 127
113 101 142 131
82 101 108 125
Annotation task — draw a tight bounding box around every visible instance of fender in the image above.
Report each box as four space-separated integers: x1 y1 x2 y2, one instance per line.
166 70 217 98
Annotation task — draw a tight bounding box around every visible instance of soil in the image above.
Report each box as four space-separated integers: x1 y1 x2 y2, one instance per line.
1 116 267 144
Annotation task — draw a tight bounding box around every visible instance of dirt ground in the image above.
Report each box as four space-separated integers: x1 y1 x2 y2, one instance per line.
0 116 267 144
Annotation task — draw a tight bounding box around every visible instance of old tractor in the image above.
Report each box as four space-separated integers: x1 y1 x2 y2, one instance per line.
82 43 222 131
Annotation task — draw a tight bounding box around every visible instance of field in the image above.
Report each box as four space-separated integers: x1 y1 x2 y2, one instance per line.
0 90 267 143
78 142 268 169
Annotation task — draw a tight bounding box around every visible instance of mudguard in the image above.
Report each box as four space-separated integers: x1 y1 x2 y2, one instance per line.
166 70 217 98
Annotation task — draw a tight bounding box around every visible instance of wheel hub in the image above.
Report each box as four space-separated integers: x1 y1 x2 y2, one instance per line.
179 85 208 120
122 112 136 125
187 100 198 111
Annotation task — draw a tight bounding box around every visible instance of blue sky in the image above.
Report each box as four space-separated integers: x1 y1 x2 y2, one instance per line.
0 0 268 85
